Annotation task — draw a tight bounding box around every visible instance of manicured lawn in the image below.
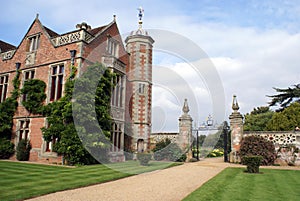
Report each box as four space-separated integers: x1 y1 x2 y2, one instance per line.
0 160 180 201
183 167 300 201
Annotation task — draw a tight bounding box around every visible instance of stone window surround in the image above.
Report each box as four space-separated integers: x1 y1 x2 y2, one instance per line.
111 73 125 108
48 62 65 102
111 122 123 152
21 69 36 102
17 119 31 142
107 37 119 57
41 120 58 157
0 73 9 103
27 33 40 52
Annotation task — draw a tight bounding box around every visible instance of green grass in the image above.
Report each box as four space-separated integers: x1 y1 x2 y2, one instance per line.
0 160 181 201
183 167 300 201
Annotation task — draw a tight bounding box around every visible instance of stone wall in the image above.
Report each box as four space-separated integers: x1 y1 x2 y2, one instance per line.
244 131 300 165
150 133 179 150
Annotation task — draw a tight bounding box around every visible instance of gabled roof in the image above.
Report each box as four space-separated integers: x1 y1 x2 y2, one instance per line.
88 25 107 36
0 40 16 53
44 26 59 37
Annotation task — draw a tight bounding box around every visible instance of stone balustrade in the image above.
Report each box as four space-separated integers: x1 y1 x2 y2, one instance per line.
102 56 126 73
51 30 94 47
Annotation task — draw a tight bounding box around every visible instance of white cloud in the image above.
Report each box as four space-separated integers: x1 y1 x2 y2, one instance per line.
1 0 300 132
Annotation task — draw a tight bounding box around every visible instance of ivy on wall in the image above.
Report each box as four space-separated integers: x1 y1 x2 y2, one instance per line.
0 70 20 139
21 79 46 114
42 64 115 165
0 63 116 165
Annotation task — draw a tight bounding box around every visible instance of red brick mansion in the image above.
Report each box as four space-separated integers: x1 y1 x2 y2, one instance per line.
0 13 154 163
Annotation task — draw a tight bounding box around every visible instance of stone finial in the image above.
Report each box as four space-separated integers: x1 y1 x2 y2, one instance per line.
232 95 239 112
182 98 190 114
76 22 91 30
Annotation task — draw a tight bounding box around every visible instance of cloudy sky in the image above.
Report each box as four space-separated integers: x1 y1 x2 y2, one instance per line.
1 0 300 132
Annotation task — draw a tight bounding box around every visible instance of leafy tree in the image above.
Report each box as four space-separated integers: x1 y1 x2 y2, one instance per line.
152 138 171 153
266 102 300 131
244 106 274 131
42 63 115 165
268 84 300 111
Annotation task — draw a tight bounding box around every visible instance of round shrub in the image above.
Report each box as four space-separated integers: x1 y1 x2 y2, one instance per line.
0 138 15 159
239 135 276 166
137 152 152 166
16 139 32 161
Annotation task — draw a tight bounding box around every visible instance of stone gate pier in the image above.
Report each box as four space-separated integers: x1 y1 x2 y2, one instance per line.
229 95 243 163
229 95 300 165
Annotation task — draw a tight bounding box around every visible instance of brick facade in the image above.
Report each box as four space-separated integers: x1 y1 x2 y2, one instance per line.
0 15 139 163
125 29 154 153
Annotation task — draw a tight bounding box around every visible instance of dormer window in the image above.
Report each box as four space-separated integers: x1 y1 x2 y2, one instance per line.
107 37 119 57
27 34 40 52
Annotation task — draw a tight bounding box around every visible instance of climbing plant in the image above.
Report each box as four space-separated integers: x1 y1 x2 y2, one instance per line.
72 63 116 163
21 79 46 114
42 63 115 165
0 70 20 140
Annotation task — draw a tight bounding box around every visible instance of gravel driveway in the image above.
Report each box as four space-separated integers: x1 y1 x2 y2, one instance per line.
27 158 230 201
27 157 300 201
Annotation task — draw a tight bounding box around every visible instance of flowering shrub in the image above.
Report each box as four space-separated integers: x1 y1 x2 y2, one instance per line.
207 149 224 157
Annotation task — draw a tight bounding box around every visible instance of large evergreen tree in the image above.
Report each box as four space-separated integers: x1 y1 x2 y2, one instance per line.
268 84 300 111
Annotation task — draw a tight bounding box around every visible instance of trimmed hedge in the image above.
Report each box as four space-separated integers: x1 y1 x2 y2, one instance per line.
0 138 15 159
242 155 263 173
137 153 152 166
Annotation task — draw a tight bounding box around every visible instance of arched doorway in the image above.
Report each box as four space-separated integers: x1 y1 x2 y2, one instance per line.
137 139 144 153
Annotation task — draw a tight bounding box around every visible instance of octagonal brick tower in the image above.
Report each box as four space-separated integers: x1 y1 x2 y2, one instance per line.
125 8 154 153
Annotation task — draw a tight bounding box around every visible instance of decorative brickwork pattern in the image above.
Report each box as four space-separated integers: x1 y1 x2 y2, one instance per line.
0 15 129 163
